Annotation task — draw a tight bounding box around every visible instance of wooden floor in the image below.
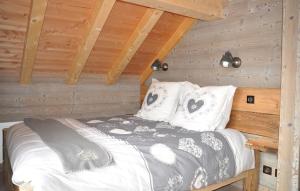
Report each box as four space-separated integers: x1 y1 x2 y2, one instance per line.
0 164 241 191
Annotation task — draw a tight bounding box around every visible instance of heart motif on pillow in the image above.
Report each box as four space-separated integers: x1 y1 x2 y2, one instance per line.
147 92 158 105
187 99 204 113
143 86 167 110
182 91 215 119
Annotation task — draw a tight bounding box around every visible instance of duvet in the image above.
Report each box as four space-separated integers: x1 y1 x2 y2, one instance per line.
6 115 254 191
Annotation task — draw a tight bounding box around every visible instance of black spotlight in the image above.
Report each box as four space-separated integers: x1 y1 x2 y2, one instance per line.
220 51 242 68
151 59 168 71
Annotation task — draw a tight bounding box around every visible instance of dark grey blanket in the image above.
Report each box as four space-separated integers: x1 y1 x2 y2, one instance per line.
24 118 113 173
81 115 236 190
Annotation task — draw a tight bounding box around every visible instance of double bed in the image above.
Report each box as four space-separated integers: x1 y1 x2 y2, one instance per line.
3 87 280 191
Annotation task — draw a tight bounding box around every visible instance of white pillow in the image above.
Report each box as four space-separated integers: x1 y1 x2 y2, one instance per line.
136 79 185 122
179 81 200 103
214 87 237 130
170 85 236 131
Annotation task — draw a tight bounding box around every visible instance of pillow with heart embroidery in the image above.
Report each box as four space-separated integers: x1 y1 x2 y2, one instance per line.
142 85 167 111
170 85 236 132
182 91 216 120
135 79 185 122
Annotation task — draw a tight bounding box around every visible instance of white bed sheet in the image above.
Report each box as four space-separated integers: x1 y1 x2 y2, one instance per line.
6 119 254 191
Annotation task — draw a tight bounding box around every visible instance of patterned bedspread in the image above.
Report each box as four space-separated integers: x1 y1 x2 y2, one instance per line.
80 115 236 190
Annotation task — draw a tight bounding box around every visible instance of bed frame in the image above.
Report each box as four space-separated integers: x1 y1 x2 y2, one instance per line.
3 87 280 191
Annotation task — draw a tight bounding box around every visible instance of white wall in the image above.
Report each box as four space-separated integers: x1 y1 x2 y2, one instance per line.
0 121 21 163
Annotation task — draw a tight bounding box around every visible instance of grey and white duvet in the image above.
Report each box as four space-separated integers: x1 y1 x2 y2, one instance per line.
7 115 254 191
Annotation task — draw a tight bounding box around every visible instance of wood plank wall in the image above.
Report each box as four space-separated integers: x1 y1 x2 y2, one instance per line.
278 0 300 189
0 73 140 122
152 0 282 190
293 3 300 188
154 0 282 88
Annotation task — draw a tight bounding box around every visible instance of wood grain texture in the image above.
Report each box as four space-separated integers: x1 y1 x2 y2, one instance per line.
123 12 187 75
232 88 280 115
154 0 282 88
33 0 95 73
228 110 279 139
106 9 163 84
194 171 247 190
120 0 224 20
140 17 196 84
243 150 260 191
0 74 140 122
83 1 149 74
0 0 31 73
246 138 278 152
294 1 300 188
20 0 48 84
0 0 202 81
277 0 299 190
66 0 116 84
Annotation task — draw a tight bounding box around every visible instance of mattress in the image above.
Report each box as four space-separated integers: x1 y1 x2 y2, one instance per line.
6 116 254 191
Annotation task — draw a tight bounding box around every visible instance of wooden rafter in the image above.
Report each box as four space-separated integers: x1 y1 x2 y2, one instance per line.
121 0 224 20
20 0 48 84
140 17 196 85
66 0 116 85
106 9 163 84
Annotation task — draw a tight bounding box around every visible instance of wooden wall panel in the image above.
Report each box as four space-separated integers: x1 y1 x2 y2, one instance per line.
228 110 279 139
120 0 224 20
154 0 282 88
33 0 95 73
105 9 163 84
83 1 147 74
123 12 186 75
0 74 140 122
232 88 280 115
66 0 116 84
277 0 300 190
0 0 201 81
294 3 300 188
0 0 31 72
226 88 281 140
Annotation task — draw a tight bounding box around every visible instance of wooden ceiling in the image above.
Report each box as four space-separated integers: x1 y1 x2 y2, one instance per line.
0 0 224 85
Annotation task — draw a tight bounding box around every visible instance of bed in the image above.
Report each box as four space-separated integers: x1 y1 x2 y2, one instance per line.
3 87 280 191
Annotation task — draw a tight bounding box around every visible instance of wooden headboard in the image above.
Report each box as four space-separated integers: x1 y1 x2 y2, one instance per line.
141 86 280 150
227 88 280 151
228 88 280 138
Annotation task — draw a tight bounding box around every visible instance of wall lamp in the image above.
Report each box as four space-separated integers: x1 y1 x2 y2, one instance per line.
151 59 168 71
220 51 242 68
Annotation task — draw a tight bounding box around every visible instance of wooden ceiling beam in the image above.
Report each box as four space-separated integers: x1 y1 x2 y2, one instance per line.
140 17 196 85
66 0 116 85
120 0 224 20
106 9 163 84
20 0 48 84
